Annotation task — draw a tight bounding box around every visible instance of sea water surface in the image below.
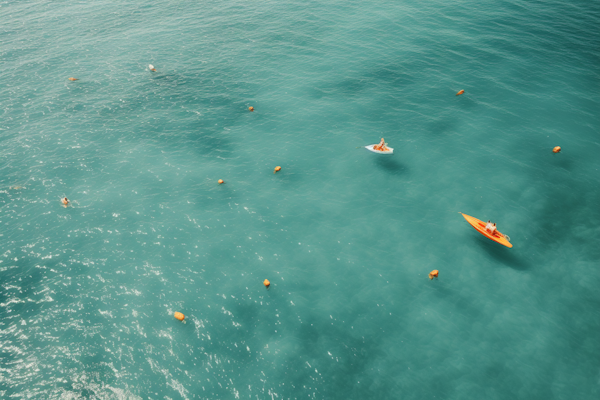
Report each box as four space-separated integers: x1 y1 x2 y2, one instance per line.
1 0 599 399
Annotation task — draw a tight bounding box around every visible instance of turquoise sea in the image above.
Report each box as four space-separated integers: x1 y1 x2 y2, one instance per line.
1 0 599 398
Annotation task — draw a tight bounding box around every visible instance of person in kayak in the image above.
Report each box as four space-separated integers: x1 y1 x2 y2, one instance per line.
485 220 497 235
373 138 389 151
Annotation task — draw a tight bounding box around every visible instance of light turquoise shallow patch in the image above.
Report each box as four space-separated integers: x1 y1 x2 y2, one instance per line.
1 0 599 399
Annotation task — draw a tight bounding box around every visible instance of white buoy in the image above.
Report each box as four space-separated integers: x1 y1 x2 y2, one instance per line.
149 64 156 72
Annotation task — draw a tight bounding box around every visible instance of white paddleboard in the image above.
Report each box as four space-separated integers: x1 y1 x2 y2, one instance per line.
365 144 394 154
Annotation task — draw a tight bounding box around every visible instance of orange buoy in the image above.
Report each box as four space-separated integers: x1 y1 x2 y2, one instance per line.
456 89 465 96
553 146 561 153
263 279 270 288
68 77 78 81
218 179 224 184
174 312 185 321
429 270 439 280
249 106 254 112
274 166 281 174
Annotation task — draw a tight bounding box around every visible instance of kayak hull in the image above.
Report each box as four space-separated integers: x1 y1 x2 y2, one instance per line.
461 213 513 248
365 144 394 154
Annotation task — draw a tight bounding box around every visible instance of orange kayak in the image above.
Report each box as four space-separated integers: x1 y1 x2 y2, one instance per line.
460 213 513 248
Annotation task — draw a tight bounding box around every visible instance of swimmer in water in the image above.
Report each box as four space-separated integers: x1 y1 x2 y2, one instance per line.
62 197 69 207
373 138 388 151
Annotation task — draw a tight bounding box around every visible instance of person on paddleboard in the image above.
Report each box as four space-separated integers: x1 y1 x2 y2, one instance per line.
373 138 389 151
485 220 497 235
